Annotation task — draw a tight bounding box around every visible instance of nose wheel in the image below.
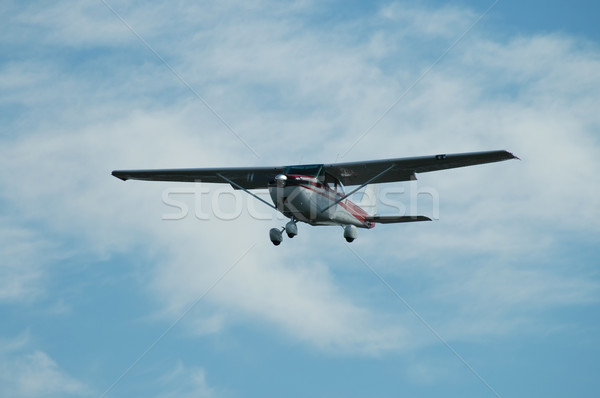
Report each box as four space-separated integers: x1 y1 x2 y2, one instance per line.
270 219 298 245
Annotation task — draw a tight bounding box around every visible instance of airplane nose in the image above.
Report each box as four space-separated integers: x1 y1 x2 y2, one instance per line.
275 174 287 188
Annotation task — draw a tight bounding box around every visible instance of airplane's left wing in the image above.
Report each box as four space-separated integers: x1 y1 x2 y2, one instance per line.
112 166 284 189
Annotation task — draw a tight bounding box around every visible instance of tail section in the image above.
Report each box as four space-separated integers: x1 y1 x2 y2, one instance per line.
358 184 379 216
356 185 431 224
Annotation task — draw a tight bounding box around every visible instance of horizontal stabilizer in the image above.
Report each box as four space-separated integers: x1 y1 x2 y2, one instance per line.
365 215 431 224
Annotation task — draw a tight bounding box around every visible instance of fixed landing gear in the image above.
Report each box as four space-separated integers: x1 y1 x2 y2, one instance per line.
269 228 283 246
343 225 358 243
270 222 359 245
285 220 298 238
270 219 298 245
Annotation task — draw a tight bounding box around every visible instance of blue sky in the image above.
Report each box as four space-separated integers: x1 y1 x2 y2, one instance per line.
1 1 599 397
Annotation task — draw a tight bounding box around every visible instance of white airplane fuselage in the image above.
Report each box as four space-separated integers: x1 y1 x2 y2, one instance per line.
268 174 373 228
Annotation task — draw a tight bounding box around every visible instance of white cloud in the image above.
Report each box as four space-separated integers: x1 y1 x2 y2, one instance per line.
0 225 57 303
156 362 216 398
380 3 477 38
152 237 417 353
0 334 89 398
8 1 133 47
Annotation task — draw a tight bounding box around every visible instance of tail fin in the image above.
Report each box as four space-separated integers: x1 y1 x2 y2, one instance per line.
358 184 379 216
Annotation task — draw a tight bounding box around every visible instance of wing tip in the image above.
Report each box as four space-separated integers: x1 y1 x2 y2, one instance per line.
507 151 521 160
411 215 432 222
112 171 129 181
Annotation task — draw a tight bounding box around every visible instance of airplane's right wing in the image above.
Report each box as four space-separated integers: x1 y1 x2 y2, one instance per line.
112 166 284 190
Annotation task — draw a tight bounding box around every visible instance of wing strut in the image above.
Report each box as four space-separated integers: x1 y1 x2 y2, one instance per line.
320 165 395 213
216 173 277 210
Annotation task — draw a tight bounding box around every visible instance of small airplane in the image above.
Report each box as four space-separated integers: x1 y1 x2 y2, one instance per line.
112 150 517 245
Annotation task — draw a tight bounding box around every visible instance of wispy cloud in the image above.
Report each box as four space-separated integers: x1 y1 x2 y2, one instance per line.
156 362 216 398
0 225 57 303
0 333 89 397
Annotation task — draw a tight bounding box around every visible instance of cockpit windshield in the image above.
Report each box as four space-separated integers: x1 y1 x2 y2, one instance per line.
284 164 323 178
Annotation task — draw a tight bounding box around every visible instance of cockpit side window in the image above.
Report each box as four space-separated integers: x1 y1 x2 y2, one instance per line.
324 172 344 194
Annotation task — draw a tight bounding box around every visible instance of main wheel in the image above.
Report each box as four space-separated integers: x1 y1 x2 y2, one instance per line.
285 220 298 238
269 228 283 246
